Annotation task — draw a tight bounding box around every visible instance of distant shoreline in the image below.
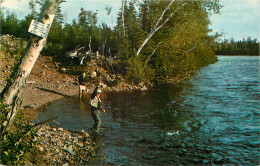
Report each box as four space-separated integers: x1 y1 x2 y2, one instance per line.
216 54 259 56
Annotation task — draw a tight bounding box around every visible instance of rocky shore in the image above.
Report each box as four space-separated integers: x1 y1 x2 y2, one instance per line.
0 34 189 165
32 124 97 165
0 39 149 164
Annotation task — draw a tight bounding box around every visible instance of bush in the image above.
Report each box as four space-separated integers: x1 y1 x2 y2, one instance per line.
0 35 26 60
126 56 146 84
0 105 36 165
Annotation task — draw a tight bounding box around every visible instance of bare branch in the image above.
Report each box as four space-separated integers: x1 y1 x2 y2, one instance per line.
186 40 208 53
145 42 162 65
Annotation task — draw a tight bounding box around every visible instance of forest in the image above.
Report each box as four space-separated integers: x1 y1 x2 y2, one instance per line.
4 0 260 165
215 38 259 55
1 0 221 84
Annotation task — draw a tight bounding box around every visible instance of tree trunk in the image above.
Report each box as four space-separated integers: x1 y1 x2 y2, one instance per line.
122 0 126 36
136 0 186 56
0 0 61 131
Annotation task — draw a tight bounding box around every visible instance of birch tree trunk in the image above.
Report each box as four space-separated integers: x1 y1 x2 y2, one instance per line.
136 0 186 56
122 0 126 36
0 0 61 131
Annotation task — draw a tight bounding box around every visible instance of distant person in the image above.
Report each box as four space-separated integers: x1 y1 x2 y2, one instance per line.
79 72 87 101
89 85 105 133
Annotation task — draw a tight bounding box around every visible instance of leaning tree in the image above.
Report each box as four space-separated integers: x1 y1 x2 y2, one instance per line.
0 0 62 132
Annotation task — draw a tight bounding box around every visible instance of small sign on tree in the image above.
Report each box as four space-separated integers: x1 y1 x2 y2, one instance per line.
28 19 51 38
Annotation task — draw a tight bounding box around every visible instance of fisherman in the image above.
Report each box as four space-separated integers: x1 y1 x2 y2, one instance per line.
89 85 105 133
79 72 87 101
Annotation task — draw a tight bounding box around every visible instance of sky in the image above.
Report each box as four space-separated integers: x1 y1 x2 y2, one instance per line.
1 0 260 41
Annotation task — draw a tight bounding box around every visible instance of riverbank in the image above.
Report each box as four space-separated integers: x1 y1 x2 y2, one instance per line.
0 51 192 165
0 55 150 120
35 56 259 165
0 55 152 165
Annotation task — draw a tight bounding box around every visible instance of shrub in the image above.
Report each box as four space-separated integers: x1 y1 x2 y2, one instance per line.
126 56 146 84
0 105 36 165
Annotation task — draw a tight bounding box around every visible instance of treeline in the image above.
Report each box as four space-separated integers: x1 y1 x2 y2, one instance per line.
1 0 221 84
215 38 259 55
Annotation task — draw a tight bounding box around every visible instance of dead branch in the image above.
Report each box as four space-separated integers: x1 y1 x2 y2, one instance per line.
70 75 80 85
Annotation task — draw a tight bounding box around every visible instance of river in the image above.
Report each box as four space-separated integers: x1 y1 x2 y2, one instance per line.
34 56 260 165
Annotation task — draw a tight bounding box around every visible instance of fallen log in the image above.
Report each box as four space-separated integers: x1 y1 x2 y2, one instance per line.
35 86 71 98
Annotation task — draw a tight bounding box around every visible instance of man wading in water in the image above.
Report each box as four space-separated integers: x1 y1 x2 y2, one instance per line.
89 85 105 134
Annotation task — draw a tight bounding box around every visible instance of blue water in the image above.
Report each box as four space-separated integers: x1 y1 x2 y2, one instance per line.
35 56 260 165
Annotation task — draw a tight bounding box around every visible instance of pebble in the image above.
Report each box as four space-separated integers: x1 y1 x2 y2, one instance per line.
58 128 64 131
3 121 8 127
37 145 44 152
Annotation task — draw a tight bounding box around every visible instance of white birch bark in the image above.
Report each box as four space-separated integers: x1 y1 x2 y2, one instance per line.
145 42 161 65
136 0 186 56
0 0 61 131
122 0 126 36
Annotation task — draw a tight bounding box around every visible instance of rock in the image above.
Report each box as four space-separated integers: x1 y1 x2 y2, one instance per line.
77 142 84 148
37 145 44 152
85 141 91 145
83 132 90 138
64 145 75 156
80 130 90 138
58 128 64 131
79 130 85 134
3 121 8 127
140 85 148 91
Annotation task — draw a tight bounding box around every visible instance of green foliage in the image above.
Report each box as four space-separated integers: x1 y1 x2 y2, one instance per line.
0 105 37 165
141 0 219 81
0 35 26 60
1 0 223 84
126 56 145 84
